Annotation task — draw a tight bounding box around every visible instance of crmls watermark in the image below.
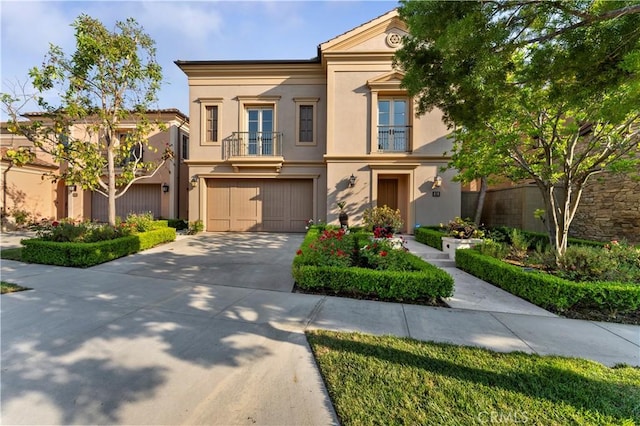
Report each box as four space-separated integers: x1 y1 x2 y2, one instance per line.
478 410 530 424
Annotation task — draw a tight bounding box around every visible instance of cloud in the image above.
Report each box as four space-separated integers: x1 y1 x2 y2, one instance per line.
136 2 223 42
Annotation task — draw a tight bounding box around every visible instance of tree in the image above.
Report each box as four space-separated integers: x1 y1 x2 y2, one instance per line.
1 14 172 226
396 0 640 259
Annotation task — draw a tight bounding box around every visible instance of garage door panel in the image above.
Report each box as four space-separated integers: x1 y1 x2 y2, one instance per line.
207 179 312 232
92 184 161 222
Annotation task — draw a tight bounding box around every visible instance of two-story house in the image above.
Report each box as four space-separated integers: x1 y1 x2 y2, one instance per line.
1 109 189 226
176 9 460 233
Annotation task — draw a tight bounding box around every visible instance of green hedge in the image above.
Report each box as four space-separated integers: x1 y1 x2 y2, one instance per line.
292 226 454 300
455 249 640 314
414 227 445 250
21 227 176 268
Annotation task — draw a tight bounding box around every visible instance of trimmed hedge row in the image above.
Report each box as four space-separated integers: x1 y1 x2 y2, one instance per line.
21 227 176 268
455 249 640 314
292 226 454 300
414 227 445 250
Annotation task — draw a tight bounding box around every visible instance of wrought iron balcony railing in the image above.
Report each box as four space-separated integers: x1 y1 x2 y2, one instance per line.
377 126 411 152
224 131 283 159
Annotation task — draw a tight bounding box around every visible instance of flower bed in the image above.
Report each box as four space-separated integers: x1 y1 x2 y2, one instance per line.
292 227 454 302
21 227 176 267
456 248 640 322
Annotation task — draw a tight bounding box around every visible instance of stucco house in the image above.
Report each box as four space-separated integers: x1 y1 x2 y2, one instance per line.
176 9 460 233
1 109 189 226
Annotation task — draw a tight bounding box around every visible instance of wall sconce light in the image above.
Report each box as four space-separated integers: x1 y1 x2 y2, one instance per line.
432 176 443 189
348 174 357 187
68 185 77 192
162 183 170 193
190 176 198 188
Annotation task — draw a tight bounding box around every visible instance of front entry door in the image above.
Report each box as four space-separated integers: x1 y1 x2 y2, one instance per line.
378 178 398 210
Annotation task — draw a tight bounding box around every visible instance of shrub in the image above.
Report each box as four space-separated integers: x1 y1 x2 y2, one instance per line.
456 249 640 314
21 227 176 267
187 220 204 235
293 227 454 300
124 212 155 232
362 205 403 232
302 228 356 267
557 243 640 283
36 219 132 243
414 226 445 250
475 240 509 260
358 237 413 271
509 228 530 259
443 217 484 239
167 219 189 230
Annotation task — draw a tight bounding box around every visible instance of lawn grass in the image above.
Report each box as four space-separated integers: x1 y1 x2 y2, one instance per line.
307 330 640 426
1 281 29 294
0 247 22 261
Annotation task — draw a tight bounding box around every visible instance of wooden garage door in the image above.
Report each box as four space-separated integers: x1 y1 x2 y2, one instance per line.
207 179 313 232
92 184 161 222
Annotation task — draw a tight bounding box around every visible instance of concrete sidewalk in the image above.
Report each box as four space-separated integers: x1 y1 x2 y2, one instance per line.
1 233 639 424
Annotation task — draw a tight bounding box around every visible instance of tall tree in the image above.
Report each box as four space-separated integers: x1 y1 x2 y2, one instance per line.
2 14 172 226
396 0 640 259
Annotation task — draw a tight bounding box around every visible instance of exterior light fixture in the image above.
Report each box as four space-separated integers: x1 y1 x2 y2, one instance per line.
190 176 198 188
348 174 356 187
162 183 170 193
432 176 443 189
68 185 77 192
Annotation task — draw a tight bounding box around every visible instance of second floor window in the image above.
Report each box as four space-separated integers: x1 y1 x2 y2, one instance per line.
299 105 314 143
378 99 409 152
247 107 274 155
181 134 189 160
206 105 218 142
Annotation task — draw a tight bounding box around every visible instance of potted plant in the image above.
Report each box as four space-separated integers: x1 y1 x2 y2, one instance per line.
441 217 485 260
337 202 349 228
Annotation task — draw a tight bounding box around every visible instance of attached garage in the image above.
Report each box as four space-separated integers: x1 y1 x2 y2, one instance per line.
92 184 161 222
207 178 313 232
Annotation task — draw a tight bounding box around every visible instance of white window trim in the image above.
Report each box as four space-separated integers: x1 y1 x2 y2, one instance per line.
198 98 223 145
293 97 319 146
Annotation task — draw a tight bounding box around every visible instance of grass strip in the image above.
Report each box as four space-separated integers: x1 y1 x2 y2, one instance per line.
1 281 30 294
307 330 640 426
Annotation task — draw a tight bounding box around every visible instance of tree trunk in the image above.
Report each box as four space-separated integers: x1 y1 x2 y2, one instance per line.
107 146 117 226
473 176 487 225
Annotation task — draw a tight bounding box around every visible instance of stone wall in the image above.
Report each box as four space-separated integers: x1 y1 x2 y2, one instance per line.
463 174 639 243
570 173 640 243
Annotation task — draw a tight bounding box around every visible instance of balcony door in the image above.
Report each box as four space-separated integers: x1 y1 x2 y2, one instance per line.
247 107 273 155
378 99 407 152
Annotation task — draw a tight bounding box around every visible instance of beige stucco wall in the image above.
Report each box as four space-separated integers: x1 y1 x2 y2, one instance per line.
0 164 57 223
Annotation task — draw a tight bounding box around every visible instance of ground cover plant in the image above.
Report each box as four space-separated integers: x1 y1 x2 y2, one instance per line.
1 281 30 294
293 226 453 303
307 330 640 426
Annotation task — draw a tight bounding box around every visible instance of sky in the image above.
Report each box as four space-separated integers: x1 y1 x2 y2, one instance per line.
1 0 399 115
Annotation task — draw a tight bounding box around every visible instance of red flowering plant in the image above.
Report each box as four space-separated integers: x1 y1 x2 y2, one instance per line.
301 228 356 267
358 238 413 271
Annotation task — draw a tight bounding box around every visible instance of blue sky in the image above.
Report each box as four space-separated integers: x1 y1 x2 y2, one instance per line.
1 0 399 115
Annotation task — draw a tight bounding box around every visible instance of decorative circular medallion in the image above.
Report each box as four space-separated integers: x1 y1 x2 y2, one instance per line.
386 32 402 48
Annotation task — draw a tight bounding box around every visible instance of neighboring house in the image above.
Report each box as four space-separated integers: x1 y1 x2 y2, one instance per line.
177 9 460 233
1 129 60 225
0 109 189 225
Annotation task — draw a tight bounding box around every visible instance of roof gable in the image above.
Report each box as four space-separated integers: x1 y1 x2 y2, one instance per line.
319 9 406 53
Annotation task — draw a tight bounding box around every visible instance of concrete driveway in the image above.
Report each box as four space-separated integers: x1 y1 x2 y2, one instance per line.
1 232 337 425
91 232 305 292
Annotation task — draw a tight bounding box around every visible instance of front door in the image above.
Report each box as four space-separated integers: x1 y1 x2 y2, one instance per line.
247 108 274 155
378 178 398 210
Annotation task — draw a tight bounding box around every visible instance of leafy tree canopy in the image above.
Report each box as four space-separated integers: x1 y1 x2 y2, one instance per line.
2 14 171 226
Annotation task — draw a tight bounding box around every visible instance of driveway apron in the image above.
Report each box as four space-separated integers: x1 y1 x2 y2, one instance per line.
91 232 304 292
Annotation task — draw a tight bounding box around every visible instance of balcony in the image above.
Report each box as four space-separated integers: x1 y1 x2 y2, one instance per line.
377 126 411 152
224 131 283 158
224 131 284 172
